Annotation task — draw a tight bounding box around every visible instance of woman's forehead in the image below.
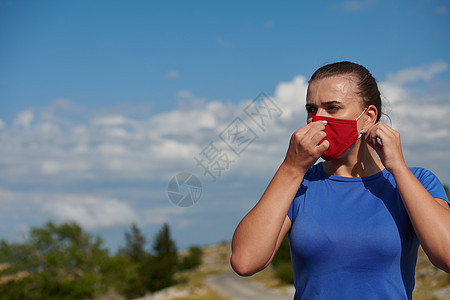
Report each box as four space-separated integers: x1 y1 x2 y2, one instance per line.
306 75 360 104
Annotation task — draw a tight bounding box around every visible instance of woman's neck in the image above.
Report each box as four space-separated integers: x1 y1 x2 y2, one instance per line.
322 140 384 177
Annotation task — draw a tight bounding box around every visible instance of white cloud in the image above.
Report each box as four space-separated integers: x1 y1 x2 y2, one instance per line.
175 89 207 109
386 61 448 85
0 61 449 250
274 75 308 120
377 64 450 183
1 64 449 185
142 206 186 225
0 187 16 203
166 70 180 79
13 109 34 129
177 90 193 98
92 115 127 126
1 64 448 186
43 196 140 230
41 160 62 175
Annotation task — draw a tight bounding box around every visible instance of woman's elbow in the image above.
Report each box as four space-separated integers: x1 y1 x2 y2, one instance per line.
428 250 450 273
440 255 450 273
434 259 450 274
230 252 260 276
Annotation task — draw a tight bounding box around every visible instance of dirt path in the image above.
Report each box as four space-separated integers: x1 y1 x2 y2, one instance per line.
204 271 294 300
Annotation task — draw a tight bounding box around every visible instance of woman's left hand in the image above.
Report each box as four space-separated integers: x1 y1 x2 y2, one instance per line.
362 123 407 173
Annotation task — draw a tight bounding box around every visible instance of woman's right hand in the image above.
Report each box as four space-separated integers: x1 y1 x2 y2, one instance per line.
283 120 329 175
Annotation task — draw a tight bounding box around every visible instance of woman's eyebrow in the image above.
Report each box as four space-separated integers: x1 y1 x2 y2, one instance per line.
321 100 343 105
305 100 342 109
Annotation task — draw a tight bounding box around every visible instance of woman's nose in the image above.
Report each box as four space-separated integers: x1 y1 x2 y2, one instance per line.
315 108 328 117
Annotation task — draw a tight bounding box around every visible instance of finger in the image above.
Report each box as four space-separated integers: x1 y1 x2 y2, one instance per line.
311 129 327 146
364 123 385 142
308 119 327 132
363 124 383 151
368 124 396 146
316 139 329 154
293 119 325 140
363 123 380 139
366 135 383 153
289 122 324 153
302 121 327 145
365 123 401 156
366 123 397 138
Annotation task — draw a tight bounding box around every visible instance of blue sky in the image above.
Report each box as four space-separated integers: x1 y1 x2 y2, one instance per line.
0 0 449 251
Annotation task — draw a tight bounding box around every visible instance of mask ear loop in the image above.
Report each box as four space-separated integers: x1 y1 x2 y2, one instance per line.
356 107 368 121
356 107 368 139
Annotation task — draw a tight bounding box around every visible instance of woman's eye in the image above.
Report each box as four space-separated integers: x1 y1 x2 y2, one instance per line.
328 106 340 111
306 108 316 114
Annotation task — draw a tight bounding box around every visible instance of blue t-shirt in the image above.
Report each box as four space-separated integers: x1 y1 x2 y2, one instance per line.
287 163 449 300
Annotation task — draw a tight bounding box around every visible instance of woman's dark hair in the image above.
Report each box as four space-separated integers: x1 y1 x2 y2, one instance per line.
309 61 383 122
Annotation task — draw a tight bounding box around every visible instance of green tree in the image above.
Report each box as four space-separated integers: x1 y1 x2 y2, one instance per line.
271 236 294 284
115 223 149 299
120 223 147 262
152 223 177 258
144 223 178 292
179 246 203 271
104 253 145 299
0 222 111 300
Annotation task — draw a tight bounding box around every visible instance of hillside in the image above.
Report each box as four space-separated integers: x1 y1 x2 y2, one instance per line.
414 247 450 299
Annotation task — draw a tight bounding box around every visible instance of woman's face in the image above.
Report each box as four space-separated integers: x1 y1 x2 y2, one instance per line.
306 75 366 124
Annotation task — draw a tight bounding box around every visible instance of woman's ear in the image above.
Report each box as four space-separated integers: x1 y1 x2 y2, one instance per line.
365 105 378 126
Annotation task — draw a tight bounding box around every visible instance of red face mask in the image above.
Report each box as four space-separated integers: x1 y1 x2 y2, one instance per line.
312 109 366 161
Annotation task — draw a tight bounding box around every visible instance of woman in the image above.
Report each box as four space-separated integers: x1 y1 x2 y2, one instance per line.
230 61 450 299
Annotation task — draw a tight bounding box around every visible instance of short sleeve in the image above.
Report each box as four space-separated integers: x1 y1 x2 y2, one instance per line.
287 184 308 222
287 165 318 222
413 168 449 206
287 200 294 222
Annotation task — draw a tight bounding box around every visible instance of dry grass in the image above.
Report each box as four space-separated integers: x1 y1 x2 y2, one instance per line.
143 242 232 300
414 246 450 300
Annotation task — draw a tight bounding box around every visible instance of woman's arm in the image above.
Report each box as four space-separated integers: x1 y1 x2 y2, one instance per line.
230 121 328 276
231 165 301 276
364 123 450 273
391 166 450 272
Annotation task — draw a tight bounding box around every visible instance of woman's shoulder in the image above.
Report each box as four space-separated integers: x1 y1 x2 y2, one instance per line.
382 166 437 180
407 167 440 180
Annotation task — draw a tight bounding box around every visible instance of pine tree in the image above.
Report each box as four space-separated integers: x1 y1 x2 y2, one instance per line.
122 223 146 262
144 223 178 292
152 223 177 257
116 223 149 298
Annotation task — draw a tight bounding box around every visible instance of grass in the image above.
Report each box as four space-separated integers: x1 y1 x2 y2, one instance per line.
413 246 450 300
149 243 232 300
